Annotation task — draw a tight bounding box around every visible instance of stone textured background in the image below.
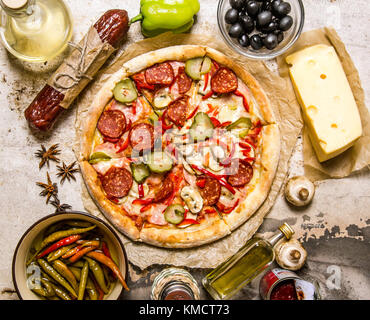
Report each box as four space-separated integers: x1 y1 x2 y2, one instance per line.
0 0 369 300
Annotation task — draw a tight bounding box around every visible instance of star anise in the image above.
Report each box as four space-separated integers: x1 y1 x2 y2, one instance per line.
36 172 58 204
56 161 79 184
35 144 60 169
50 197 72 213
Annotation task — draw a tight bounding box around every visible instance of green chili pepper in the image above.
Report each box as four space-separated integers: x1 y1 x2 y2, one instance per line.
37 259 77 298
78 261 89 300
50 283 72 300
31 278 55 298
47 244 76 262
86 277 99 300
130 0 200 38
52 260 78 292
84 257 109 294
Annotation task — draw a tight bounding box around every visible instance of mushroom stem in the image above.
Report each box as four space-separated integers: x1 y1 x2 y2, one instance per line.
290 249 301 261
298 188 309 201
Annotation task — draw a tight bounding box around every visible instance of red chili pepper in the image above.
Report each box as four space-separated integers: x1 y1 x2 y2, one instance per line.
115 136 129 154
234 90 250 113
132 198 154 205
101 242 112 259
178 219 200 227
196 178 206 189
219 121 232 128
36 235 82 259
217 199 240 214
186 106 199 120
212 60 220 70
202 90 214 100
203 72 209 91
140 203 154 213
159 110 174 131
138 184 144 198
239 142 252 151
210 117 221 128
191 164 235 194
204 207 217 214
243 137 257 149
131 101 136 115
68 245 97 263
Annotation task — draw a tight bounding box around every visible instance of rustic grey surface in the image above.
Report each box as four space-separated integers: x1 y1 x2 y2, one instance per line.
0 0 369 300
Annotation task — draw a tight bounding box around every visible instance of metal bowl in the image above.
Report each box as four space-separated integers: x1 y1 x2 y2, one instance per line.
217 0 305 60
12 211 129 300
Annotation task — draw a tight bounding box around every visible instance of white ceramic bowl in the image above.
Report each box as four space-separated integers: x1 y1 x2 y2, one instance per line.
12 211 128 300
217 0 305 60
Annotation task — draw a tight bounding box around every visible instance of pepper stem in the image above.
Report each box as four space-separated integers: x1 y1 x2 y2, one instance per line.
129 13 143 25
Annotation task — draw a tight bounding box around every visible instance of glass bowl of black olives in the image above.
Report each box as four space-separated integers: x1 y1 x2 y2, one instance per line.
218 0 304 59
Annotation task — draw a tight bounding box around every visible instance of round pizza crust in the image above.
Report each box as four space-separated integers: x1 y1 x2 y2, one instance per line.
78 45 280 248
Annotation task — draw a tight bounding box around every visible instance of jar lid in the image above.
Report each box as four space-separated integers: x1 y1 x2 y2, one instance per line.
279 223 295 240
1 0 28 10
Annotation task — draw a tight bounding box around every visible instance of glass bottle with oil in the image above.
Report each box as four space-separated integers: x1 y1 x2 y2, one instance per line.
202 223 294 300
0 0 73 62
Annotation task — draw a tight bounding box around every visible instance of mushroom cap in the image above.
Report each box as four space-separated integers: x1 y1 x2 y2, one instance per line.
275 238 307 271
285 176 315 207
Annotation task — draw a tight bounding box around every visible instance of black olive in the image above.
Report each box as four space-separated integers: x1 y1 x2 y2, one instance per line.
239 14 255 33
261 0 272 11
228 23 244 38
263 33 278 50
274 30 284 43
259 20 278 33
238 34 250 47
271 0 282 12
279 15 293 31
246 1 260 18
250 34 263 50
225 8 240 24
274 1 291 18
230 0 245 10
257 11 272 27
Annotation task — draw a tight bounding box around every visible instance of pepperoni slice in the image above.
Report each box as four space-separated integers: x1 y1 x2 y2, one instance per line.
101 167 133 199
97 109 126 139
145 62 174 86
211 67 238 94
174 67 192 94
227 160 254 187
198 176 221 206
154 175 174 203
166 96 189 127
129 122 154 152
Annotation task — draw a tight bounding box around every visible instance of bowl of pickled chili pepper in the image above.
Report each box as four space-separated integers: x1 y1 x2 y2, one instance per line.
12 211 129 300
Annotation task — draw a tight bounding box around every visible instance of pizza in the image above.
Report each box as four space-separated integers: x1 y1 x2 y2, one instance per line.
79 45 280 248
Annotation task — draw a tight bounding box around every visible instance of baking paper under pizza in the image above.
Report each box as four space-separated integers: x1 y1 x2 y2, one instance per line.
79 45 280 248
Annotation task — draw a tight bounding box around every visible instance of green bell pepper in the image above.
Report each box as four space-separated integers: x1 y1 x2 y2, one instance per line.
130 0 200 38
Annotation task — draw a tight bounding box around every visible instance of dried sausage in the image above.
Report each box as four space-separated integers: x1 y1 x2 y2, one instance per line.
25 10 129 132
97 109 126 139
101 166 133 199
145 62 174 86
174 67 192 94
166 96 189 127
199 177 221 206
129 122 154 152
154 175 174 203
211 67 238 94
227 160 254 187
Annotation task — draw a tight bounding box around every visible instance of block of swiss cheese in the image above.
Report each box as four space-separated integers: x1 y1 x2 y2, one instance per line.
286 44 362 162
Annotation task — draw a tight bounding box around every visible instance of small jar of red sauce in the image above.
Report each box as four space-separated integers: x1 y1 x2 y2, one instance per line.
260 268 319 300
151 268 200 300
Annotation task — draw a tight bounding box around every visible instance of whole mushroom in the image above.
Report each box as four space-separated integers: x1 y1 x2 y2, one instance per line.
275 238 307 271
285 176 315 207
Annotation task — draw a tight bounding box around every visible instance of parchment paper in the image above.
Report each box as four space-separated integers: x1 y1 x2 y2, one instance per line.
277 27 370 181
74 32 302 270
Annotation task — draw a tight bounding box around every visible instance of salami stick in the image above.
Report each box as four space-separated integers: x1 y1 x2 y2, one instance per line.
25 10 129 132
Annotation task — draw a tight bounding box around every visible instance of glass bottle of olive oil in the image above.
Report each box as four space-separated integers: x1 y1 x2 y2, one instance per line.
0 0 73 62
202 223 294 300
